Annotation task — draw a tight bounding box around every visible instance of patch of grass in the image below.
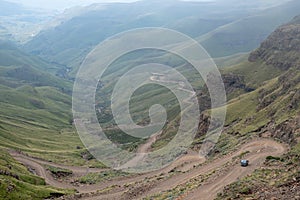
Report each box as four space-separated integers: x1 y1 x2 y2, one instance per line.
266 156 281 161
213 133 240 156
78 170 130 184
224 68 299 136
223 60 282 89
238 151 251 159
46 165 73 177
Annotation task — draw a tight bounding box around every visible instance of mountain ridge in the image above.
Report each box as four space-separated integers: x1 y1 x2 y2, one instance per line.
215 14 300 200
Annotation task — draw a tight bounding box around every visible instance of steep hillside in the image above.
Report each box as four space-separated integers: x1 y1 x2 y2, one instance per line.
0 149 72 200
0 42 101 198
0 41 96 164
0 2 299 199
23 0 294 76
0 40 70 79
22 0 232 73
215 15 300 199
199 0 300 57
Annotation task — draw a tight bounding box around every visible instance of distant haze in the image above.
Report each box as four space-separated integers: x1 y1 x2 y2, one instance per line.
9 0 213 10
9 0 139 10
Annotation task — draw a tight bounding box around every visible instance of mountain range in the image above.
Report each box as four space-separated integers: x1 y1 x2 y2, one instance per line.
0 0 299 199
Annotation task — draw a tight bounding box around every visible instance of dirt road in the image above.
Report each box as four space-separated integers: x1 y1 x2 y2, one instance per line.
117 131 162 170
9 138 287 200
184 139 287 200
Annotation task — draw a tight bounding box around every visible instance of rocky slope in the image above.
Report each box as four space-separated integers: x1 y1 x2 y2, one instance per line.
216 15 300 200
249 15 300 70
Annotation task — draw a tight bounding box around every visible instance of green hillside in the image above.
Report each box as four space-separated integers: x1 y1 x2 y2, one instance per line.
0 40 70 78
23 0 290 76
0 149 73 200
0 41 97 164
95 49 198 147
0 43 97 198
214 15 300 199
0 1 299 199
198 0 300 57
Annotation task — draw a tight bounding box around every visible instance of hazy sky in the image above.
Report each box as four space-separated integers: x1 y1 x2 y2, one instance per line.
9 0 212 11
10 0 139 10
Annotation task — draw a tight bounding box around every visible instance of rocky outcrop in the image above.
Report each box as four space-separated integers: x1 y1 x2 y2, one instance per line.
257 69 300 111
261 116 300 144
249 15 300 70
196 113 210 139
222 73 254 94
203 71 254 101
0 169 19 180
217 15 300 200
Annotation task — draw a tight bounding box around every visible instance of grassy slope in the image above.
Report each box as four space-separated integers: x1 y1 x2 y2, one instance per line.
198 0 300 57
24 0 283 76
95 50 199 146
0 40 67 76
0 41 111 167
225 69 299 136
0 44 104 198
212 16 300 198
222 60 282 89
202 57 300 200
214 52 248 69
0 86 86 164
0 149 73 200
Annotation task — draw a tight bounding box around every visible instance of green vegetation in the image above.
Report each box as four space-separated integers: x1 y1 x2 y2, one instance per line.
0 37 104 199
95 49 201 147
78 170 130 184
215 15 300 199
222 60 282 89
0 40 68 77
266 156 282 161
199 0 300 57
0 84 88 165
221 65 299 136
0 149 74 200
46 166 73 177
0 42 105 166
0 1 299 199
214 53 248 68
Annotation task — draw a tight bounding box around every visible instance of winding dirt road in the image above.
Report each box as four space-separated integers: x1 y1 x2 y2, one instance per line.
9 138 287 200
117 131 162 170
185 139 287 200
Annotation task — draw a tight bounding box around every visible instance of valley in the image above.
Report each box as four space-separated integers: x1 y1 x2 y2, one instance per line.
0 0 299 199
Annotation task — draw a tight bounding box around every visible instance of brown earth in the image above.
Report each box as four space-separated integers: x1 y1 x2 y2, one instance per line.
10 138 287 200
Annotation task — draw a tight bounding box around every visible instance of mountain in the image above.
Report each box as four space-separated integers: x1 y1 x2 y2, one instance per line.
198 0 300 57
0 1 299 199
22 0 232 73
0 40 72 88
214 15 300 199
23 0 295 76
0 41 95 199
